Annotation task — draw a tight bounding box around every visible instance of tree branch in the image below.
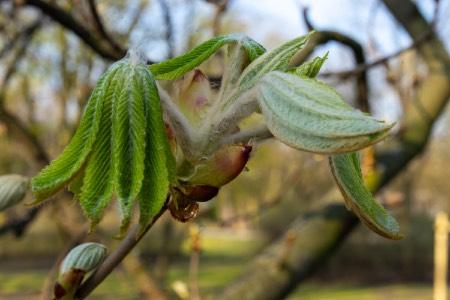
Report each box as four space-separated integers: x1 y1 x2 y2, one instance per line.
18 0 126 60
87 0 125 55
299 8 369 111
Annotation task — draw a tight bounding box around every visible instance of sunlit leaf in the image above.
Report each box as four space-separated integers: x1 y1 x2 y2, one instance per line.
138 66 175 231
30 65 121 203
31 57 175 234
79 64 125 226
258 71 393 154
329 153 402 240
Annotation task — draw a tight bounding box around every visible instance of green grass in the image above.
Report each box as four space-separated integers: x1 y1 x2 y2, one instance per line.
289 284 432 300
0 232 434 299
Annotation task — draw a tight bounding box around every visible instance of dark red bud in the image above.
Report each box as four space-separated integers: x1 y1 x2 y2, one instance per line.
182 185 219 202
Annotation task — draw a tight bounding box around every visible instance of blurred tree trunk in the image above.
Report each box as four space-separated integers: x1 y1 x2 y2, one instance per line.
216 1 450 299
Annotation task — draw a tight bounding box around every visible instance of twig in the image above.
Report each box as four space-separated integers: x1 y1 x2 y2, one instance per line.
301 7 370 111
17 0 127 60
220 124 273 146
320 31 433 79
157 0 175 59
87 0 125 55
0 206 40 237
75 201 169 299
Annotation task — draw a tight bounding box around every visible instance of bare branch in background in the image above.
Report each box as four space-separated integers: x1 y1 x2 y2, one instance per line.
158 0 175 58
87 0 125 55
122 252 168 300
301 7 370 112
320 31 432 80
16 0 128 60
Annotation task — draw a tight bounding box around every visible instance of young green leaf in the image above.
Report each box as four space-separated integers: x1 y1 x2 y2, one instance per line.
289 52 328 78
112 64 147 233
79 65 125 226
236 32 312 93
31 56 175 234
30 64 121 203
258 71 393 154
329 153 402 240
138 65 175 231
150 34 265 80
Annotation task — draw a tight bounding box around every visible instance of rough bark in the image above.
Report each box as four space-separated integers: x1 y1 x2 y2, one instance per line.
216 1 450 299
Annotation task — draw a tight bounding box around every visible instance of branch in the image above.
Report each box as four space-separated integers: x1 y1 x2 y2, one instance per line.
157 0 175 58
0 22 47 237
87 0 125 55
300 8 369 111
18 0 126 60
75 202 169 299
320 30 432 79
220 124 273 146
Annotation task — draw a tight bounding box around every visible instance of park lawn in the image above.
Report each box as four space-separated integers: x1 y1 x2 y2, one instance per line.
0 232 434 299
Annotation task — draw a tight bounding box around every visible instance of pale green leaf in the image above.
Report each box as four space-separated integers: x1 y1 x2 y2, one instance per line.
0 174 29 211
329 153 402 240
150 34 265 80
30 64 121 203
258 72 392 154
236 32 312 93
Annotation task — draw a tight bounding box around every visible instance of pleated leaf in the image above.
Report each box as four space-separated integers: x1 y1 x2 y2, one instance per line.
138 65 175 231
329 153 402 239
150 34 265 80
236 32 312 93
0 174 29 211
79 64 125 226
30 65 121 203
258 72 393 154
113 64 147 234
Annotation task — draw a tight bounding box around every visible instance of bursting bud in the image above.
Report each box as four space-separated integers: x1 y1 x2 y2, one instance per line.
0 174 29 211
55 243 107 299
173 69 213 126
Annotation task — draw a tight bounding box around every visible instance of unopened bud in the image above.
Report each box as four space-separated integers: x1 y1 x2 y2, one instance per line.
55 243 107 299
0 174 29 211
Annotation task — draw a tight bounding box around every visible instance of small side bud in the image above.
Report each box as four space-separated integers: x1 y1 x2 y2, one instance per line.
169 192 199 223
0 174 29 211
181 185 219 202
55 243 107 299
